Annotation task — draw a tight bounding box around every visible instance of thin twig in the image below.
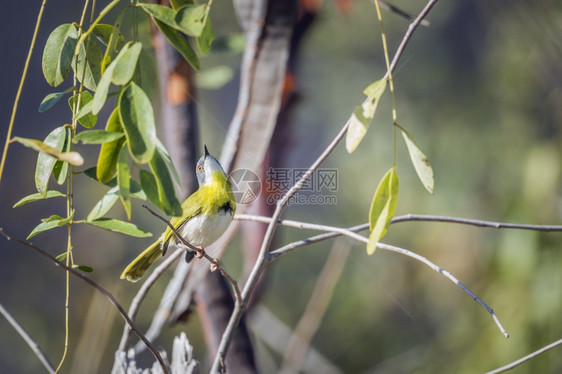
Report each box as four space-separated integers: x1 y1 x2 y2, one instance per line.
211 2 440 371
142 206 242 306
117 246 184 352
267 223 370 261
234 214 367 243
379 0 431 26
392 214 562 231
486 337 562 374
0 229 170 374
234 214 509 337
0 302 55 373
377 242 509 338
386 0 439 77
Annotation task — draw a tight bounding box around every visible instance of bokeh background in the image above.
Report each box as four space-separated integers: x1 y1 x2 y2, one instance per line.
1 0 562 373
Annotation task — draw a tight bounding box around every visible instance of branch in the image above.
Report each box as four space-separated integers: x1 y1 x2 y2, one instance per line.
392 214 562 231
0 302 55 373
234 214 509 337
0 229 170 374
386 0 439 77
486 338 562 374
379 0 431 27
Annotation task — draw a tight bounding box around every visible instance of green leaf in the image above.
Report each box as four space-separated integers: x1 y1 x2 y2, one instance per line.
73 35 103 91
175 4 207 37
400 126 434 194
170 0 193 10
86 179 145 221
69 91 97 128
96 107 126 183
138 3 178 28
132 50 159 100
74 130 124 144
15 135 84 168
197 16 214 54
27 215 72 239
366 167 399 255
55 252 67 261
42 24 78 87
32 127 65 196
345 78 387 154
87 187 119 221
101 8 128 73
152 18 199 70
140 169 159 207
112 42 142 86
39 87 74 112
92 24 126 48
74 265 94 272
130 179 147 200
149 148 182 216
117 146 131 219
13 190 65 208
85 218 152 237
53 127 71 184
92 43 130 114
155 138 181 187
118 82 156 163
197 66 233 90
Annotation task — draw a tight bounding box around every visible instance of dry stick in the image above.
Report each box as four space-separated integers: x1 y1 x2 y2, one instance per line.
486 338 562 374
0 229 170 374
211 2 440 372
235 214 509 337
0 302 55 374
142 206 242 305
117 246 184 352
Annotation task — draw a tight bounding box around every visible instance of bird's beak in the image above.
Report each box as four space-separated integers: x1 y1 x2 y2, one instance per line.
204 144 210 158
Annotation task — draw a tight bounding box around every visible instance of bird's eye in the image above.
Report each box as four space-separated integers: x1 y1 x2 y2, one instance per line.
197 165 203 172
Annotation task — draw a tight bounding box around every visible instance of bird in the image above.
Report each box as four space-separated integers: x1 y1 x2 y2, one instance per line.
120 145 235 282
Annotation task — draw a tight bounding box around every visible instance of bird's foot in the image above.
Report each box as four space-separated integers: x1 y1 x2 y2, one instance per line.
210 258 220 272
195 247 205 259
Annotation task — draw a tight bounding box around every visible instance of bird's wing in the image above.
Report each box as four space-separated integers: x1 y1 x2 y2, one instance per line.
161 191 204 250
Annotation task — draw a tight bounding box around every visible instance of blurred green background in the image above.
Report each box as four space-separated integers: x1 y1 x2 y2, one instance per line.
1 0 562 373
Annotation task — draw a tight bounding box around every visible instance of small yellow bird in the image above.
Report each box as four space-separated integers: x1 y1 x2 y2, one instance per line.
121 146 235 282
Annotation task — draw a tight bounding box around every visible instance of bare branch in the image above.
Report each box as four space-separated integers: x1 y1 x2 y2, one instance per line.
0 229 170 374
377 242 509 338
386 0 439 76
379 0 431 27
234 214 509 337
0 302 55 373
392 214 562 232
486 337 562 374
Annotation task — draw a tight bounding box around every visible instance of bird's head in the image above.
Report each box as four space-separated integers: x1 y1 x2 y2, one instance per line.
196 145 228 187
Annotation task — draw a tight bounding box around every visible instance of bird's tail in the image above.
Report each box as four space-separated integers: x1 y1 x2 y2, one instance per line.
120 240 162 282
